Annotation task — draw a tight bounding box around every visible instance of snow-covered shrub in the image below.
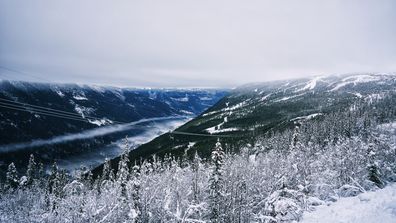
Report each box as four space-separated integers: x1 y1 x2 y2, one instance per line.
261 188 305 222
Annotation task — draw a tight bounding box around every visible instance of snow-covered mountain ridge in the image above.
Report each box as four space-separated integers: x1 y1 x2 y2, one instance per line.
1 73 396 222
0 80 227 175
121 73 396 160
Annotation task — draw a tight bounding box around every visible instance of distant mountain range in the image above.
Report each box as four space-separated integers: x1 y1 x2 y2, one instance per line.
0 80 227 174
94 73 396 173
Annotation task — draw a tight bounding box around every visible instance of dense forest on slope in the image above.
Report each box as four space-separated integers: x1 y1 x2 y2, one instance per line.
1 84 395 222
92 73 396 175
0 80 227 175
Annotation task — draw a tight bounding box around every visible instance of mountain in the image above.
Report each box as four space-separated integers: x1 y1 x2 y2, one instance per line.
3 73 395 223
0 80 227 173
0 74 396 223
97 73 396 171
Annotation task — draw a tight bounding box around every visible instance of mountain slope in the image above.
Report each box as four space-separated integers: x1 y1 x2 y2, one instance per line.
0 80 227 173
0 80 227 144
111 73 396 166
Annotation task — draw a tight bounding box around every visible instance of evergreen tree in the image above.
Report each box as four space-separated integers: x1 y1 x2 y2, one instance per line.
367 144 383 188
130 164 141 222
6 162 19 190
101 158 111 183
98 158 112 192
117 138 130 201
209 140 225 223
26 154 38 186
48 162 60 195
191 151 202 203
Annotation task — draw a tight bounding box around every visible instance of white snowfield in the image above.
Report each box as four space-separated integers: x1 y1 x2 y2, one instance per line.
301 183 396 223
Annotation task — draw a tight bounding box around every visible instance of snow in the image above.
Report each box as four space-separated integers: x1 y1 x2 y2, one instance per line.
187 142 196 148
330 74 382 91
206 127 239 134
365 93 385 103
350 92 363 98
260 93 272 101
203 101 247 116
73 94 88 100
148 92 157 100
306 113 322 119
223 101 246 111
274 93 306 102
297 76 322 92
199 96 212 101
205 116 237 134
185 142 196 152
55 89 65 97
112 90 125 101
171 96 189 102
290 113 323 122
88 118 113 126
73 104 94 118
301 183 396 223
378 121 396 131
179 110 194 115
202 110 219 117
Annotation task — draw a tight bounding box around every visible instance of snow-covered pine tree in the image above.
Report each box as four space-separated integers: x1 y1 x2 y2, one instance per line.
117 138 130 201
48 162 68 199
367 143 383 188
26 154 38 186
101 158 111 182
98 158 113 192
130 164 141 222
191 151 202 203
209 140 225 223
6 162 19 190
114 138 131 221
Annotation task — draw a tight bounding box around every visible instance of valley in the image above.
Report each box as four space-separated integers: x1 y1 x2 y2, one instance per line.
1 73 396 222
95 73 396 170
0 80 227 174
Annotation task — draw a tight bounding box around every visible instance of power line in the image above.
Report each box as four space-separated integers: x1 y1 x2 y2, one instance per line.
0 97 125 124
0 101 95 121
0 104 95 123
0 98 84 116
0 66 244 139
0 101 110 124
1 102 245 138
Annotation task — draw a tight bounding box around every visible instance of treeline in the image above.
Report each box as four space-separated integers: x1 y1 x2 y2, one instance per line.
0 93 395 222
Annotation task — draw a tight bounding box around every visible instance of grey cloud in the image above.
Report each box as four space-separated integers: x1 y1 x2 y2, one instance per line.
0 0 395 87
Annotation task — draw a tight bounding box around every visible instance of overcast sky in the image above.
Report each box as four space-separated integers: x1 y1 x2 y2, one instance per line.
0 0 395 87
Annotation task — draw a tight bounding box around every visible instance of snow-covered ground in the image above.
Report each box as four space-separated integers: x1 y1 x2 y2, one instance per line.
301 183 396 223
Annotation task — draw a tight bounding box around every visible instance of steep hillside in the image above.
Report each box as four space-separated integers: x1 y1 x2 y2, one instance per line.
113 73 396 165
0 80 227 144
0 80 227 172
2 74 396 223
